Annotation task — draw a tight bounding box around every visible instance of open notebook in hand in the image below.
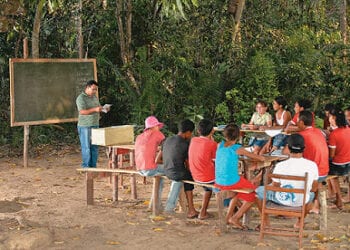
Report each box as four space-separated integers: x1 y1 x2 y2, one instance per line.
101 104 112 113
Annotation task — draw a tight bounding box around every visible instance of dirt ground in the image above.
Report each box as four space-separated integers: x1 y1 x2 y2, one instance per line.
0 145 350 250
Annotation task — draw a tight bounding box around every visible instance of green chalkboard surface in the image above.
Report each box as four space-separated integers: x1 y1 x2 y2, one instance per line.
10 58 97 126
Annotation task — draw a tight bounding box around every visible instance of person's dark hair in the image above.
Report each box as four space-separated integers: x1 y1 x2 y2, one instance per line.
198 119 213 136
274 96 287 109
287 134 305 153
257 100 268 107
86 79 98 88
324 103 335 112
178 119 195 133
329 108 347 128
345 106 350 112
296 99 312 110
298 110 313 126
223 123 240 141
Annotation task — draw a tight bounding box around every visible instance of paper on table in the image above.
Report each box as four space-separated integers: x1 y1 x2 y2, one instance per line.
102 104 112 113
264 129 282 137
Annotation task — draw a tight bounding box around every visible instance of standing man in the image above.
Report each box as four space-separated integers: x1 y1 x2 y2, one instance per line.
76 80 102 168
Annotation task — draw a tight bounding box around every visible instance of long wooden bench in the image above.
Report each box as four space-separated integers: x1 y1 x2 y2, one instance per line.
77 168 254 232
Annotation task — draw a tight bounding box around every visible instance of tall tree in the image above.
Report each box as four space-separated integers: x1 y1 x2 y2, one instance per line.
32 0 46 58
338 0 347 62
116 0 139 94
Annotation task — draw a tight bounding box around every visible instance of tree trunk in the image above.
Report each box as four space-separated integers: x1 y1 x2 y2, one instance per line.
76 0 84 58
32 0 46 58
231 0 245 45
116 0 140 94
339 0 347 63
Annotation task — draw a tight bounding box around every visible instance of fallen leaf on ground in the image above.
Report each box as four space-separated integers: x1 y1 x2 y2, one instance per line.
106 241 121 245
153 228 163 232
150 215 166 221
126 221 139 225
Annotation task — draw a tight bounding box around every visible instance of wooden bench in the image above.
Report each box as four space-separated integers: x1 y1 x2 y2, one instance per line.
77 168 138 203
77 168 166 217
77 168 254 232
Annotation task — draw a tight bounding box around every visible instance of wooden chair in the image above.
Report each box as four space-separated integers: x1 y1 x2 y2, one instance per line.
259 173 308 249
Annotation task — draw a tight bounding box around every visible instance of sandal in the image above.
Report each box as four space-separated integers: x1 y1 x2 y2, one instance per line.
198 213 214 220
187 212 199 219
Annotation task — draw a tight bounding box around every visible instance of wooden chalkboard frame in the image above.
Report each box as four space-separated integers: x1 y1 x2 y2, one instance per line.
10 58 97 126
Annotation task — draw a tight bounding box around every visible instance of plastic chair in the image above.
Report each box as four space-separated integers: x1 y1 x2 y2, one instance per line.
259 173 308 249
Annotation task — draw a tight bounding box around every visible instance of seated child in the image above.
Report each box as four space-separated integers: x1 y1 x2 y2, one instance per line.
161 119 199 218
285 98 314 133
261 96 291 154
241 100 272 154
215 123 265 229
188 119 217 220
135 116 165 209
256 134 319 229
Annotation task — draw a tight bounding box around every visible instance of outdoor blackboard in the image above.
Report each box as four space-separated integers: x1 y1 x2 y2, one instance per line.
10 58 97 126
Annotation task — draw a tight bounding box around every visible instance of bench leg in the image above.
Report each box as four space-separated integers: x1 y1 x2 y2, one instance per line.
131 174 137 199
86 173 94 205
319 188 327 231
152 176 161 216
216 191 227 233
178 186 187 213
112 173 119 203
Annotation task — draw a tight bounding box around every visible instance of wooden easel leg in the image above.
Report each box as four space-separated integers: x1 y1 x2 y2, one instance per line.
23 125 30 168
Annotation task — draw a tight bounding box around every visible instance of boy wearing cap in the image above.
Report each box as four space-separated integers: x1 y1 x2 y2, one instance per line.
135 116 165 209
256 134 319 229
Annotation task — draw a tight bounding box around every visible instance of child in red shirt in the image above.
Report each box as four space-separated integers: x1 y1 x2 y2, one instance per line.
189 119 217 219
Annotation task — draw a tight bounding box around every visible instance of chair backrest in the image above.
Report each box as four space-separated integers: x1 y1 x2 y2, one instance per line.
264 173 308 207
260 172 309 249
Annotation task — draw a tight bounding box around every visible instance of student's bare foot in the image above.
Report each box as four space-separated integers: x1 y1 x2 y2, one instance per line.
309 208 319 214
294 222 301 229
227 218 244 229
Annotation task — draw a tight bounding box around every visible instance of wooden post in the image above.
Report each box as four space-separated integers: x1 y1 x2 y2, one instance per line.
23 38 29 168
178 186 187 213
129 150 137 199
319 188 327 231
216 191 227 233
112 173 118 203
152 176 161 216
86 173 94 205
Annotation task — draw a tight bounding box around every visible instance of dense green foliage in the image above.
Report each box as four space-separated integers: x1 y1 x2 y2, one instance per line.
0 0 349 147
